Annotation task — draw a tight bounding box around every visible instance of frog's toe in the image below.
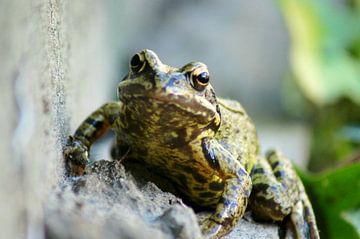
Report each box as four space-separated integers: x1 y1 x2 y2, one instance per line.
200 218 224 239
290 185 320 239
63 137 89 176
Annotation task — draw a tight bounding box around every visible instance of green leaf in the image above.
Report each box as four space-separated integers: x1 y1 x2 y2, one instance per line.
342 208 360 236
298 162 360 238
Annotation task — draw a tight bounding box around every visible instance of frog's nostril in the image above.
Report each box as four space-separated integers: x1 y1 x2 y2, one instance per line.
165 76 183 88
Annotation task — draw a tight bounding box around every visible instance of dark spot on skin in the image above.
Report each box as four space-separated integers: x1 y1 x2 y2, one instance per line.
271 161 280 169
266 150 276 159
216 104 221 118
199 192 217 199
85 117 104 130
243 198 248 208
74 130 86 139
191 172 208 184
209 181 225 191
201 138 221 170
179 165 207 183
166 128 188 148
274 170 285 179
251 167 265 175
189 128 202 143
252 183 270 195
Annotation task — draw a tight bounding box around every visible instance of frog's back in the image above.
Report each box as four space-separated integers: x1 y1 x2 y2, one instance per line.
215 98 259 172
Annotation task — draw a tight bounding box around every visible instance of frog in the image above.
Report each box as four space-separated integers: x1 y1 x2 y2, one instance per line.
64 49 320 239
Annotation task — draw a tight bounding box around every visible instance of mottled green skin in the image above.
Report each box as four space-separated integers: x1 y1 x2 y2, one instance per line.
64 50 319 239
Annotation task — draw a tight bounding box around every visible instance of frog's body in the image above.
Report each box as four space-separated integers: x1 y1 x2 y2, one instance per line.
65 50 319 238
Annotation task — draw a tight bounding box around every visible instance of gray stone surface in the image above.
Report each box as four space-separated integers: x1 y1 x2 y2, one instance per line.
0 0 113 238
44 160 281 239
45 161 202 239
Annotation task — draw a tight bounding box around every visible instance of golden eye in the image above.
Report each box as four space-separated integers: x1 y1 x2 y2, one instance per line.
191 71 210 91
130 53 146 73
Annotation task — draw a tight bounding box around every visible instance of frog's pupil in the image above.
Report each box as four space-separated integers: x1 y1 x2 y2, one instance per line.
131 54 141 68
198 72 209 84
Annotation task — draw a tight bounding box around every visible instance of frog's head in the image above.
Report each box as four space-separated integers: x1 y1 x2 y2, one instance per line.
118 49 221 141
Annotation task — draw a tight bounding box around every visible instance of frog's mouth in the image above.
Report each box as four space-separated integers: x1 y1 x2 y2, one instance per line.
152 93 216 119
119 82 218 124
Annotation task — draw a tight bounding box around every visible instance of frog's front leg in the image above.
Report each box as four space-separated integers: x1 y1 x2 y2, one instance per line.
201 138 252 239
64 102 122 176
250 150 319 239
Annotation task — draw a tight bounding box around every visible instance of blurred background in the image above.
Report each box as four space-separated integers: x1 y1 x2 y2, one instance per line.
1 0 360 238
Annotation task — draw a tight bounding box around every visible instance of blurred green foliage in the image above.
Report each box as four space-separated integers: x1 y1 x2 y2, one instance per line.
299 162 360 238
279 0 360 106
308 99 360 171
279 0 360 171
278 0 360 238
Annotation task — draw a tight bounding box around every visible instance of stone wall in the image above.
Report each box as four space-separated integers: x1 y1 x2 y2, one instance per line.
0 0 112 238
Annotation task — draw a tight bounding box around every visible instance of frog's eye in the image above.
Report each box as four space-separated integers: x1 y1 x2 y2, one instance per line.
190 71 210 91
130 53 146 73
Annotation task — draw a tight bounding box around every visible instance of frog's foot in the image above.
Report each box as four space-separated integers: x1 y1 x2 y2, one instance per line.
290 180 320 239
200 217 227 239
250 150 319 239
200 172 251 239
199 138 252 238
63 136 89 176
